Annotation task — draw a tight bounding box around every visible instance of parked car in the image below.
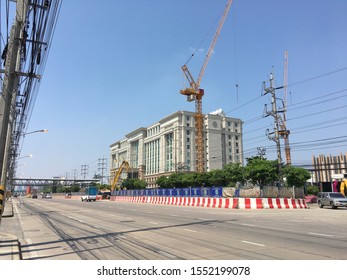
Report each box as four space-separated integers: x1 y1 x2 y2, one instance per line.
317 192 347 209
32 194 38 199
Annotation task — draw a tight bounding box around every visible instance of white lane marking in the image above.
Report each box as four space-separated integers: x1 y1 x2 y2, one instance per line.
308 232 334 237
184 229 197 233
239 223 255 227
26 238 39 259
158 251 178 259
14 204 39 259
241 240 266 247
169 214 178 217
78 219 85 223
149 222 159 225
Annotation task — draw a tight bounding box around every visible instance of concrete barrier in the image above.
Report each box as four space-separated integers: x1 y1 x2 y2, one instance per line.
56 195 308 209
238 198 263 209
263 198 307 209
110 196 308 209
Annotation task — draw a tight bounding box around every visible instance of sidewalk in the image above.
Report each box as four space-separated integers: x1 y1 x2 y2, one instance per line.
0 200 22 260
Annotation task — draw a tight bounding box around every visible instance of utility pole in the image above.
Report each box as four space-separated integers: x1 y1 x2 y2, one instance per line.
98 158 107 185
257 147 266 160
81 165 89 179
0 0 28 219
263 72 283 180
72 169 78 180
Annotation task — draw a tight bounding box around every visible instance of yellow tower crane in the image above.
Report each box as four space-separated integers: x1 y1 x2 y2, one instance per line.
180 0 233 173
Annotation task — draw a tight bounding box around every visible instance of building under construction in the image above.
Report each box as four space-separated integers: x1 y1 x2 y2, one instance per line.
110 110 243 188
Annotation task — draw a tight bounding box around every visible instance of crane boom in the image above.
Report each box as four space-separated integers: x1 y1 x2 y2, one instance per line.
180 0 233 173
196 0 233 87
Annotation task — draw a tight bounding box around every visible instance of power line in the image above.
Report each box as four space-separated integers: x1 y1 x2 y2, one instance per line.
286 67 347 88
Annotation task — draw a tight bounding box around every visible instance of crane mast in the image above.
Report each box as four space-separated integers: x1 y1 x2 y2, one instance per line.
279 51 291 165
180 0 233 173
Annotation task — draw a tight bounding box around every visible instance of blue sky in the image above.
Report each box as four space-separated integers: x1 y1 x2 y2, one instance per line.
6 0 347 179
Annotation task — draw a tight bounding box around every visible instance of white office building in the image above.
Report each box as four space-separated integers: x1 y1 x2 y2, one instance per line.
110 110 243 188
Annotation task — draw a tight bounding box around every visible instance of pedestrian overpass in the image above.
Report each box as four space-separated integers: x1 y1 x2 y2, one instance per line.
11 178 100 187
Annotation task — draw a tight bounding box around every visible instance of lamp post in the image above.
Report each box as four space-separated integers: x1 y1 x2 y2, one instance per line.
8 129 47 194
21 129 48 136
17 154 33 160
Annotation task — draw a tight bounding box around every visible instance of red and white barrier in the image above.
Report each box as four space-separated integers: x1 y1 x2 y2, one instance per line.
238 198 263 209
263 198 307 209
110 196 307 209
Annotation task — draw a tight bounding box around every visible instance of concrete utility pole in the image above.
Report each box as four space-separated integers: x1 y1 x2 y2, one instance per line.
263 72 283 181
0 0 28 218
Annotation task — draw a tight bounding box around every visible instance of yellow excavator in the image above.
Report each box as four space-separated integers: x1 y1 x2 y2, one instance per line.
111 160 130 191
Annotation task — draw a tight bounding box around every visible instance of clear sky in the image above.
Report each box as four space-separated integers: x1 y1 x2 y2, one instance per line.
6 0 347 179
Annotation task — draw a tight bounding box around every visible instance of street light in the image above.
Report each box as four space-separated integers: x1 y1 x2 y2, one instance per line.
17 154 33 160
21 129 48 136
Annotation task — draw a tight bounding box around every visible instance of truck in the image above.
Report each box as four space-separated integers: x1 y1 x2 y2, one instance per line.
81 186 98 202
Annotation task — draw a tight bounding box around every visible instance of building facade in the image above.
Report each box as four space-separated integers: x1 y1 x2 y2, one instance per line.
312 153 347 183
110 110 243 188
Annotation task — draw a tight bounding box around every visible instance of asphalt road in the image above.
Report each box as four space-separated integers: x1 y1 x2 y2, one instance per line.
3 197 347 260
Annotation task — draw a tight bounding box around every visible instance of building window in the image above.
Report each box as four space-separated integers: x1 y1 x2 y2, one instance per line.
145 138 160 175
130 141 139 168
165 133 173 172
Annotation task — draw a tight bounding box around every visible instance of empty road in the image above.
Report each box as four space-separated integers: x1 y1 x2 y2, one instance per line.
3 197 346 260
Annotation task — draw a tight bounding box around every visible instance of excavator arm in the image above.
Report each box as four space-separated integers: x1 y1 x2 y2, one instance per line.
111 160 130 191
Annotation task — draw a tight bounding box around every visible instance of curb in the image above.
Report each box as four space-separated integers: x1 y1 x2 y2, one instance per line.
2 200 14 218
0 233 22 260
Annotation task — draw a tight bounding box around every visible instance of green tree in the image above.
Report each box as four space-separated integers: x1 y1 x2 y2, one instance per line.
156 176 171 188
282 165 311 188
181 173 197 187
122 178 147 190
168 173 186 188
207 169 228 187
306 185 319 195
223 163 245 187
245 158 279 186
